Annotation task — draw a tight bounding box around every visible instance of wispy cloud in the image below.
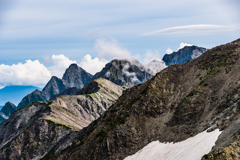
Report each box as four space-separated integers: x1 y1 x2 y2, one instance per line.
94 38 140 60
143 24 237 36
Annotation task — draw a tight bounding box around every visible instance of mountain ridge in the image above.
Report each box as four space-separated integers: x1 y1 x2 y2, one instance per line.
41 39 240 160
0 78 124 159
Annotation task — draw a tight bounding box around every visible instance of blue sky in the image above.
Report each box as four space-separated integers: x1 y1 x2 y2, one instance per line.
0 0 239 88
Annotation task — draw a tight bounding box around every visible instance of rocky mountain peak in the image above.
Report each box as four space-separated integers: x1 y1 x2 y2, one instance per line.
162 45 207 66
1 102 16 117
92 59 153 87
62 63 93 89
41 76 70 100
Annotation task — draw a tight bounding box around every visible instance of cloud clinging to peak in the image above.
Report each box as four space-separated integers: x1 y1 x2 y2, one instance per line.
178 42 193 50
79 54 108 75
166 42 193 55
166 48 173 54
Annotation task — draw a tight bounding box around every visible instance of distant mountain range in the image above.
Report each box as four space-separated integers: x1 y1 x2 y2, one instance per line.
0 45 207 125
0 85 40 106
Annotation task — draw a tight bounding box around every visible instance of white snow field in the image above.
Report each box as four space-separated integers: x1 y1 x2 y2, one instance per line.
124 129 222 160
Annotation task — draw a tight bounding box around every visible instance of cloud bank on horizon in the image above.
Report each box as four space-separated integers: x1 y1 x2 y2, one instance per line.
0 54 108 88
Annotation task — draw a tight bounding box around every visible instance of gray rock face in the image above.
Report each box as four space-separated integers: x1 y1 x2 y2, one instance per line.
92 59 153 87
162 45 207 66
17 89 46 109
0 78 124 160
41 39 240 160
62 64 93 89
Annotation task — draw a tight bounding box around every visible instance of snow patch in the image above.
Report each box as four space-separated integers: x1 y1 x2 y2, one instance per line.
124 129 222 160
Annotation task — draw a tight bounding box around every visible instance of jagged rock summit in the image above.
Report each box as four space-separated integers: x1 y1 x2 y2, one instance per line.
0 78 124 160
62 63 93 89
162 45 207 66
39 39 240 160
17 64 93 109
92 59 154 87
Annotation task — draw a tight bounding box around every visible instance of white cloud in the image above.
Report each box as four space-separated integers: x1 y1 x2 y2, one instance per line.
144 59 167 75
48 54 76 78
94 38 133 59
0 60 51 87
165 42 193 56
143 50 161 64
178 42 192 50
79 54 108 75
166 48 173 54
143 24 236 36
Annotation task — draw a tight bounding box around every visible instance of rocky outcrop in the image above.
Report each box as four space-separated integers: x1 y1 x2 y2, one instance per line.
0 78 124 160
62 64 93 89
162 45 207 66
92 59 153 87
17 89 46 109
41 39 240 160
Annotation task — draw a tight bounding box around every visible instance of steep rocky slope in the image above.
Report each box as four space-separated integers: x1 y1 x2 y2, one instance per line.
42 39 240 160
92 59 153 87
0 78 123 160
162 45 207 66
62 64 93 89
